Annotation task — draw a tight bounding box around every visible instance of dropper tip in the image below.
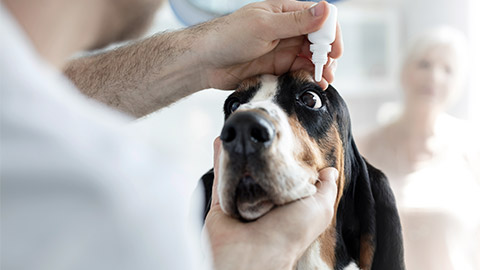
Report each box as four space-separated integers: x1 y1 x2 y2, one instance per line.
315 65 323 82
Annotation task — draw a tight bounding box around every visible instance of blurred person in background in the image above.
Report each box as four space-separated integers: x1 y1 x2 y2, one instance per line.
358 26 480 270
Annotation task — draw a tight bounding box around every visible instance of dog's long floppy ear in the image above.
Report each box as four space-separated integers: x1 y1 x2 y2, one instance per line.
325 85 404 269
364 158 405 269
342 139 405 270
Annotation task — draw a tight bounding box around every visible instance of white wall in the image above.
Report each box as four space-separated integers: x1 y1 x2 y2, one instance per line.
130 4 228 186
400 0 472 119
468 0 480 124
336 0 478 135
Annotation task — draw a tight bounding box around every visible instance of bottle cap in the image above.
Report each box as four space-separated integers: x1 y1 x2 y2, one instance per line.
308 3 337 82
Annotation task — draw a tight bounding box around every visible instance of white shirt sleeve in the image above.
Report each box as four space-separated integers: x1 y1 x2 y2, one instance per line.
1 5 211 270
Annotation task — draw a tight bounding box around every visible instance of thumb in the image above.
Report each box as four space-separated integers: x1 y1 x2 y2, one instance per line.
270 1 330 39
210 137 222 207
314 167 338 204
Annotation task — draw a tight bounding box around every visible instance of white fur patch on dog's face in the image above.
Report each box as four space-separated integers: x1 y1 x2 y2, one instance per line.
218 74 320 220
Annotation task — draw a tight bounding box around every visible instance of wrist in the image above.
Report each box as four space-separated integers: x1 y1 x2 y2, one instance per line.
153 29 210 92
208 229 296 270
186 15 249 90
212 247 295 270
186 18 229 90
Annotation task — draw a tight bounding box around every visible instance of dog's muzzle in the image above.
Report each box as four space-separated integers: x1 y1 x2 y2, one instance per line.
220 111 276 220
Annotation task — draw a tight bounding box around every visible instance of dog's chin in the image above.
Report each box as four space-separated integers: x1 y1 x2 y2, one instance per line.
237 198 275 221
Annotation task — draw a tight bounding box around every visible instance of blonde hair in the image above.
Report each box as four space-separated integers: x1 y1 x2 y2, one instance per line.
402 26 469 84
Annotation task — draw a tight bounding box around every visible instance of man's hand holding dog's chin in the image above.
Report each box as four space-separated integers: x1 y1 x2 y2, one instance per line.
205 138 338 270
199 0 343 91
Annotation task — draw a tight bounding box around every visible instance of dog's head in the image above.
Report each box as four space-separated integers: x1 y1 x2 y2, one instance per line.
218 70 353 221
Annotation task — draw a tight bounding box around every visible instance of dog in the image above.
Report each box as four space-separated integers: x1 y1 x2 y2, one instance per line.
200 70 405 270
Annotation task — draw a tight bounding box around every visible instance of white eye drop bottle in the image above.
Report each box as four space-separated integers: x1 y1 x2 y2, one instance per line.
308 3 338 82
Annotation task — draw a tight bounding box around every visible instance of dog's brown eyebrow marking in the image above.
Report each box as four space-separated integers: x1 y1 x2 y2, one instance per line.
237 76 261 91
291 70 315 83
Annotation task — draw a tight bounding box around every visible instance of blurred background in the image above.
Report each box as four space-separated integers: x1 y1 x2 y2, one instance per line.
130 0 479 188
125 1 480 267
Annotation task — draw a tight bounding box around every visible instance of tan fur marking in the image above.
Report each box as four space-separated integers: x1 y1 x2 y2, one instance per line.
290 70 346 209
317 127 344 268
330 127 345 216
318 224 337 268
237 76 261 91
286 114 347 213
359 234 375 270
287 117 327 182
287 116 346 268
291 70 316 83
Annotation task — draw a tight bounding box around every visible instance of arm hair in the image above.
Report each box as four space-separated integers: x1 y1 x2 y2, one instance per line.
64 27 212 118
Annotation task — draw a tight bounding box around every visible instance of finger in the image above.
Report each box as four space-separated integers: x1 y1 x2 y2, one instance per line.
258 168 338 254
322 58 336 84
318 78 328 90
211 137 222 207
290 56 314 73
213 137 221 173
254 37 306 75
314 167 338 201
273 35 305 50
330 58 338 73
261 167 338 223
279 0 317 12
299 36 313 59
268 1 329 40
329 22 343 59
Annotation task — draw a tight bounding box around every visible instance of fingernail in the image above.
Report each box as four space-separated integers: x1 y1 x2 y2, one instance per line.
324 167 339 183
318 167 339 183
309 2 326 17
330 60 337 73
331 168 339 182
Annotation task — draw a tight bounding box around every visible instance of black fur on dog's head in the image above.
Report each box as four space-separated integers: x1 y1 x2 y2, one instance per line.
200 71 404 269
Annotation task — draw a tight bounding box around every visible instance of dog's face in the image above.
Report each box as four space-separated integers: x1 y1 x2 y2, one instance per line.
218 70 350 221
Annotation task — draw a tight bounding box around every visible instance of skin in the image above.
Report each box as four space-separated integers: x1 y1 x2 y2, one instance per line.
401 45 460 121
62 0 343 117
4 0 341 268
206 138 338 270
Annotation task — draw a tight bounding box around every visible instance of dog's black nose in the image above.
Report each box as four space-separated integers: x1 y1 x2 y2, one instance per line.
220 111 275 155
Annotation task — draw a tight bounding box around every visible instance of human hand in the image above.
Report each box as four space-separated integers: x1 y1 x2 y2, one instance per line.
197 0 343 91
204 137 338 270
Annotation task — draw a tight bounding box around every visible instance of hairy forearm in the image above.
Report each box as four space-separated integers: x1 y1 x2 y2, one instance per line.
64 28 210 117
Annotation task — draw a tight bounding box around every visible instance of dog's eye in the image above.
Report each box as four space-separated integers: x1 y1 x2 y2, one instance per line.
229 100 241 113
300 91 322 109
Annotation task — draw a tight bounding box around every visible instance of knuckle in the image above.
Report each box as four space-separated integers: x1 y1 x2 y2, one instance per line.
291 11 316 35
253 13 270 29
325 205 334 220
291 11 304 28
252 14 274 39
